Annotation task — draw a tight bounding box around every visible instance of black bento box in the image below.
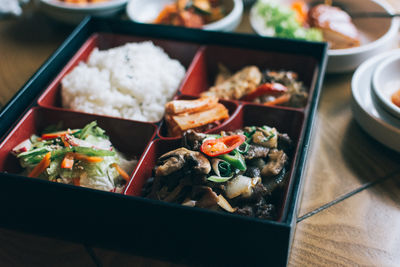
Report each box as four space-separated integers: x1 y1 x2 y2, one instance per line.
0 17 327 266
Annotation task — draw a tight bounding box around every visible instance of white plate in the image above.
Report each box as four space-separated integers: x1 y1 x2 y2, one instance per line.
351 49 400 153
372 52 400 119
250 0 400 73
39 0 128 24
126 0 243 32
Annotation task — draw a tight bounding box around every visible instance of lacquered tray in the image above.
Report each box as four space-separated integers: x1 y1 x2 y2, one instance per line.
0 17 327 266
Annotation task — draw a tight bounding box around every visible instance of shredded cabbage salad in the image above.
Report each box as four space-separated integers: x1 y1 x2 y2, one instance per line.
12 121 137 192
255 0 323 42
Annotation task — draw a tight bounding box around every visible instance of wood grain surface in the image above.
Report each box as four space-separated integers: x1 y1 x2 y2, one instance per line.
0 228 96 267
0 1 400 266
297 73 400 217
291 174 400 266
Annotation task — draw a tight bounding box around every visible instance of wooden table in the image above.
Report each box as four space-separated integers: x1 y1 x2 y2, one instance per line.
1 1 400 266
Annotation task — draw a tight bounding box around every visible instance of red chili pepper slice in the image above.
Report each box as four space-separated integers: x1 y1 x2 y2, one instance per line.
200 135 246 157
241 83 288 102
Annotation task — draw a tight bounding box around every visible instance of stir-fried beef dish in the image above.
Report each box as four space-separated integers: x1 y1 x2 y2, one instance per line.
142 125 293 220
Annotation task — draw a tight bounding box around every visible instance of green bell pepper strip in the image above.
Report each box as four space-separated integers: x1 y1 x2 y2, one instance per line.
218 150 247 171
20 147 115 165
79 121 98 139
17 147 51 159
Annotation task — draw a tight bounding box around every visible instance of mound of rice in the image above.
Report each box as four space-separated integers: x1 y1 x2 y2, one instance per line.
61 41 186 122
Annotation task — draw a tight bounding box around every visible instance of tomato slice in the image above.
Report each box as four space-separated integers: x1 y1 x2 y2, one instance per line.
200 135 246 157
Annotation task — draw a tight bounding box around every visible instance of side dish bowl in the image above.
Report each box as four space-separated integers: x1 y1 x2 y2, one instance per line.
126 0 243 32
351 50 400 153
372 51 400 119
250 0 399 73
39 0 128 24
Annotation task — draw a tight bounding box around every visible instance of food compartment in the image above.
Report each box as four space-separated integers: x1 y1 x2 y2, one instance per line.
157 94 240 139
37 33 202 123
126 104 304 221
180 45 320 109
0 107 157 191
211 104 305 220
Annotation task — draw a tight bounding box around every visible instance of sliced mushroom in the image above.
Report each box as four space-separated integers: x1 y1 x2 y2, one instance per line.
278 133 292 151
252 127 278 148
224 175 262 199
211 158 223 177
195 186 219 208
261 149 288 177
155 147 211 177
186 150 211 175
183 130 208 150
156 153 185 177
244 166 261 178
243 145 269 160
163 180 186 202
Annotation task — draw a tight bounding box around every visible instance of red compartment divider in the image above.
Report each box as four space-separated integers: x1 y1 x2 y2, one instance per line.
180 45 320 111
37 33 202 123
178 46 210 97
125 104 305 221
124 139 182 197
0 107 157 185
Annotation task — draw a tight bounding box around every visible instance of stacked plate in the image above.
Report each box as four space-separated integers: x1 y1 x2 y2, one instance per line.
351 49 400 153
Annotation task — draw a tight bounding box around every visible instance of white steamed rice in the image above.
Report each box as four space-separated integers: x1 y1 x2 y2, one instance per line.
61 41 186 122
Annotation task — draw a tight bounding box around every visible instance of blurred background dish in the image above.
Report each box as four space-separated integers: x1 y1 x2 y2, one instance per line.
39 0 128 24
250 0 399 73
372 51 400 119
126 0 243 32
351 49 400 153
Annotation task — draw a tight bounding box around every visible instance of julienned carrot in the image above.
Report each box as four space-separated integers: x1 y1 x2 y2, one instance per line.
111 163 130 182
73 153 103 163
61 153 74 169
28 152 51 178
61 136 71 148
41 129 78 140
60 153 102 169
264 94 291 106
291 1 308 25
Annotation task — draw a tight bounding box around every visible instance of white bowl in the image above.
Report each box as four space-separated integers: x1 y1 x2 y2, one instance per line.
372 51 400 119
351 49 400 153
250 0 400 73
39 0 128 24
126 0 243 32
